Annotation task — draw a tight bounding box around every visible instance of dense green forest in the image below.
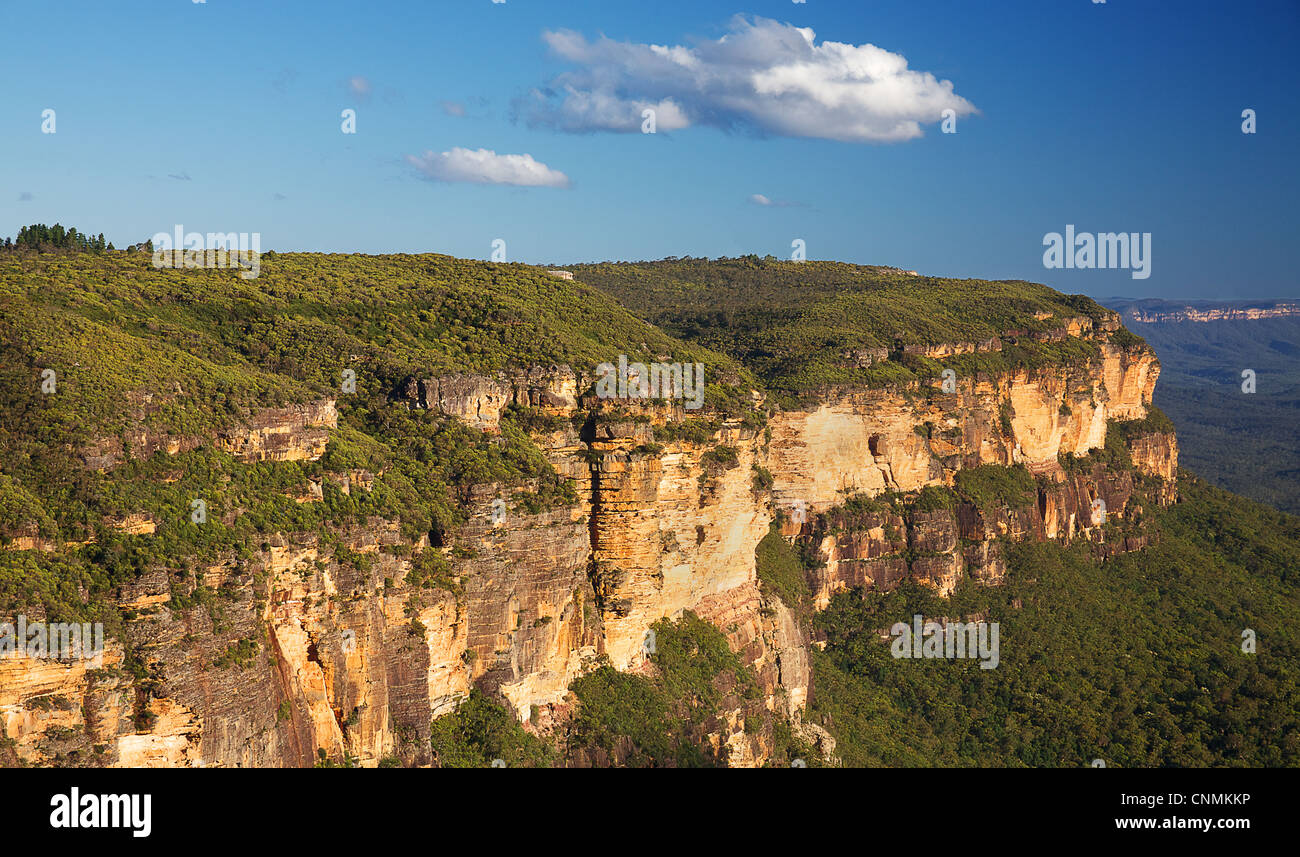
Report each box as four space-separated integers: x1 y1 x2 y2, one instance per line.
806 472 1300 767
0 251 751 440
2 223 112 253
568 257 1131 401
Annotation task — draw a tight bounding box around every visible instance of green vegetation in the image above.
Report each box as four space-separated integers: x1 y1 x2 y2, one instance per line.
755 524 813 621
699 445 740 471
1060 422 1134 473
953 464 1037 513
213 637 258 670
839 492 896 518
4 223 110 252
910 484 957 513
807 475 1300 766
652 416 723 444
1109 326 1145 350
313 748 359 768
0 252 750 439
429 689 555 768
569 258 1126 400
1111 403 1176 440
405 549 459 593
563 611 760 767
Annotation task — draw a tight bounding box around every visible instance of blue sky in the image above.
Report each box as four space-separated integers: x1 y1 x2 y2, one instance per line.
2 0 1296 300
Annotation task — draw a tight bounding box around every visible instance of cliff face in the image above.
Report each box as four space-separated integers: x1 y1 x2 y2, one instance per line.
1129 431 1179 481
584 419 770 671
457 489 595 723
798 459 1162 607
767 341 1159 513
764 334 1170 604
83 400 338 470
1 328 1177 768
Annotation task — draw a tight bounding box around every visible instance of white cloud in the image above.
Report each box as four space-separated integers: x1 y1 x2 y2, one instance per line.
519 15 976 142
405 147 571 188
441 100 467 117
537 88 690 133
349 76 372 98
749 192 801 208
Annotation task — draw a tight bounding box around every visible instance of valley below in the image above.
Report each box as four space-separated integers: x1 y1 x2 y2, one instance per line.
1104 298 1300 515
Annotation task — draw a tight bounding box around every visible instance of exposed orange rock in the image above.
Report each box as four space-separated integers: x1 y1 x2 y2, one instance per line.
1 329 1178 767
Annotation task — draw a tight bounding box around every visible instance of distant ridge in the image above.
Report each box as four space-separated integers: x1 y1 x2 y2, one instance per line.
1104 297 1300 325
1101 296 1300 516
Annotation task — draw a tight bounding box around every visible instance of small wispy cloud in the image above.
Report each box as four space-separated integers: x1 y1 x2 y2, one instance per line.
405 147 571 188
17 192 33 202
441 100 467 117
168 172 192 181
349 76 372 99
749 193 801 208
272 192 287 201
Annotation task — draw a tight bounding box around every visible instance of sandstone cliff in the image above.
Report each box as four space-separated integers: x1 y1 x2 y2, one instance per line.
1 319 1178 768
